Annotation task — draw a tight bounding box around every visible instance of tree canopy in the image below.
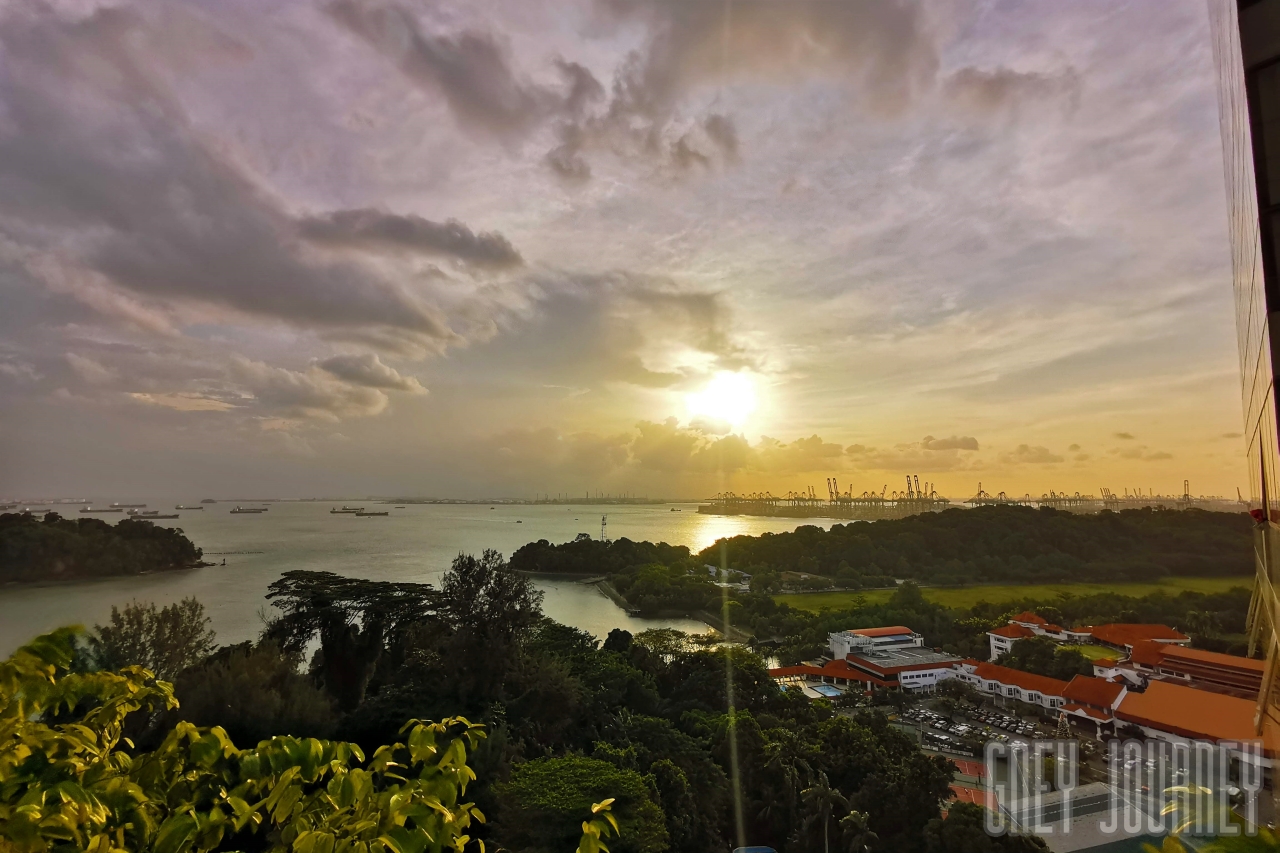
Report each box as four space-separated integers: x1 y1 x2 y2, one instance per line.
0 512 203 584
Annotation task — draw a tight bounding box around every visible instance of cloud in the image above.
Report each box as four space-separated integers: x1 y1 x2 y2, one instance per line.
128 392 236 412
1068 443 1081 451
326 0 598 140
1114 432 1136 440
229 356 390 421
943 66 1080 115
297 209 523 270
318 352 426 393
65 353 117 385
1110 445 1175 462
921 434 979 451
0 359 41 383
998 444 1065 465
0 5 458 348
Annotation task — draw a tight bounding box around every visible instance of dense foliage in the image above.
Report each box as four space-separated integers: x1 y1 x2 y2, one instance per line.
0 629 495 853
711 506 1250 587
20 548 1050 853
0 512 203 584
993 637 1094 682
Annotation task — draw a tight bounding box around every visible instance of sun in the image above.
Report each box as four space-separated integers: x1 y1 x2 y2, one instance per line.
685 371 758 430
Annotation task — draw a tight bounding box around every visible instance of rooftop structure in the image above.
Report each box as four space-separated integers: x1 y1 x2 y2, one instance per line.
1106 640 1266 698
1088 623 1190 651
828 626 923 661
1116 680 1262 748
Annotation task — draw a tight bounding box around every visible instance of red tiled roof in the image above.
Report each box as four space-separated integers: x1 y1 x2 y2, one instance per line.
1010 611 1048 626
769 660 893 687
1116 681 1260 745
1090 624 1189 648
1045 624 1065 633
849 626 914 638
1062 675 1124 709
1159 644 1266 674
971 662 1068 697
1127 640 1165 667
1063 703 1111 721
989 624 1037 639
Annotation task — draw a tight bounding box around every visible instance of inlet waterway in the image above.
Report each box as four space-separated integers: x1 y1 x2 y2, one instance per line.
0 501 836 655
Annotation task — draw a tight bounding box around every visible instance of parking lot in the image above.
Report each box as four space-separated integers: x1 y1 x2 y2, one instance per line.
895 704 1050 754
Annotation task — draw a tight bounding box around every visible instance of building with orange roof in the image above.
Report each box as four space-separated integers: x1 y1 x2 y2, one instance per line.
1108 640 1265 699
1115 681 1267 765
1009 611 1048 627
828 625 923 660
1088 623 1190 652
954 661 1068 710
768 659 891 690
987 623 1037 661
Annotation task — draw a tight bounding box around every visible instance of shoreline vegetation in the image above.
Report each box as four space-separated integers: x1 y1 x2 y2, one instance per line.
0 510 206 585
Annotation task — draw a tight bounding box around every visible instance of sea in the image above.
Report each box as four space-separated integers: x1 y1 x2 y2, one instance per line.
0 501 836 656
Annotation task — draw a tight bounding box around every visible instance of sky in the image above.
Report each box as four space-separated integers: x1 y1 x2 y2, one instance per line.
0 0 1252 501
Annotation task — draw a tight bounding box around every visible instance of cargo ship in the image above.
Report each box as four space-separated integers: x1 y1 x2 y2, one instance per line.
229 505 268 514
330 506 365 513
80 507 123 513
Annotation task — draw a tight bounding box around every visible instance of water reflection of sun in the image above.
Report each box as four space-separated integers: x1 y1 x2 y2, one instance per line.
690 514 764 555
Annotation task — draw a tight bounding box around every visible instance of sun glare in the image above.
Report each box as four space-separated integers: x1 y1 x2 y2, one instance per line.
686 371 758 430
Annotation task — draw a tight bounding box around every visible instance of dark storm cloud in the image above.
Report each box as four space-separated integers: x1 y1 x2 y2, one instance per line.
0 4 468 345
318 352 426 393
297 209 523 269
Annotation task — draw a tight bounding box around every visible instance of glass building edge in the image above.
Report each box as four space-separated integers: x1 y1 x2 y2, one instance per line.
1209 0 1280 742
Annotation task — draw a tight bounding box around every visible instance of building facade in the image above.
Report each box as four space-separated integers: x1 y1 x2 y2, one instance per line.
1209 0 1280 745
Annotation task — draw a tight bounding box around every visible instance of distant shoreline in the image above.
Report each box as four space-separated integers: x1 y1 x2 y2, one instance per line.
0 561 211 592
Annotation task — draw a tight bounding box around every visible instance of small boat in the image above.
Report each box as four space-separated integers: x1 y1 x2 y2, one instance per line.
230 506 267 514
355 511 389 517
395 506 406 509
80 507 123 513
175 505 204 510
330 506 365 514
516 520 523 523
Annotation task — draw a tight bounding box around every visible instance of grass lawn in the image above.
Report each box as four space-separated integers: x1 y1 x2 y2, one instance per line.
1059 644 1117 661
773 576 1252 613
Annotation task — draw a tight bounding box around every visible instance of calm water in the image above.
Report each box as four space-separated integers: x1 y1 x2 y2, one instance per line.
0 501 834 655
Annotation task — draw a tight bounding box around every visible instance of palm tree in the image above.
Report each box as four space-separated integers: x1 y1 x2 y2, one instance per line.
838 809 878 853
801 772 849 853
759 737 812 832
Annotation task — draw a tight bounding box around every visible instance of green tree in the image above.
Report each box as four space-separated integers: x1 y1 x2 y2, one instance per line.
265 571 437 710
91 597 216 680
800 772 849 853
173 641 337 745
0 629 488 853
494 755 668 853
922 802 1049 851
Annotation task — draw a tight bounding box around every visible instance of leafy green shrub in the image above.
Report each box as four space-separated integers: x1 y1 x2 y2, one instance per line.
494 755 667 853
0 629 611 853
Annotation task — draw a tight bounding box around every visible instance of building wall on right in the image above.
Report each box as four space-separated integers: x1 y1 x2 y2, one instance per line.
1209 0 1280 742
